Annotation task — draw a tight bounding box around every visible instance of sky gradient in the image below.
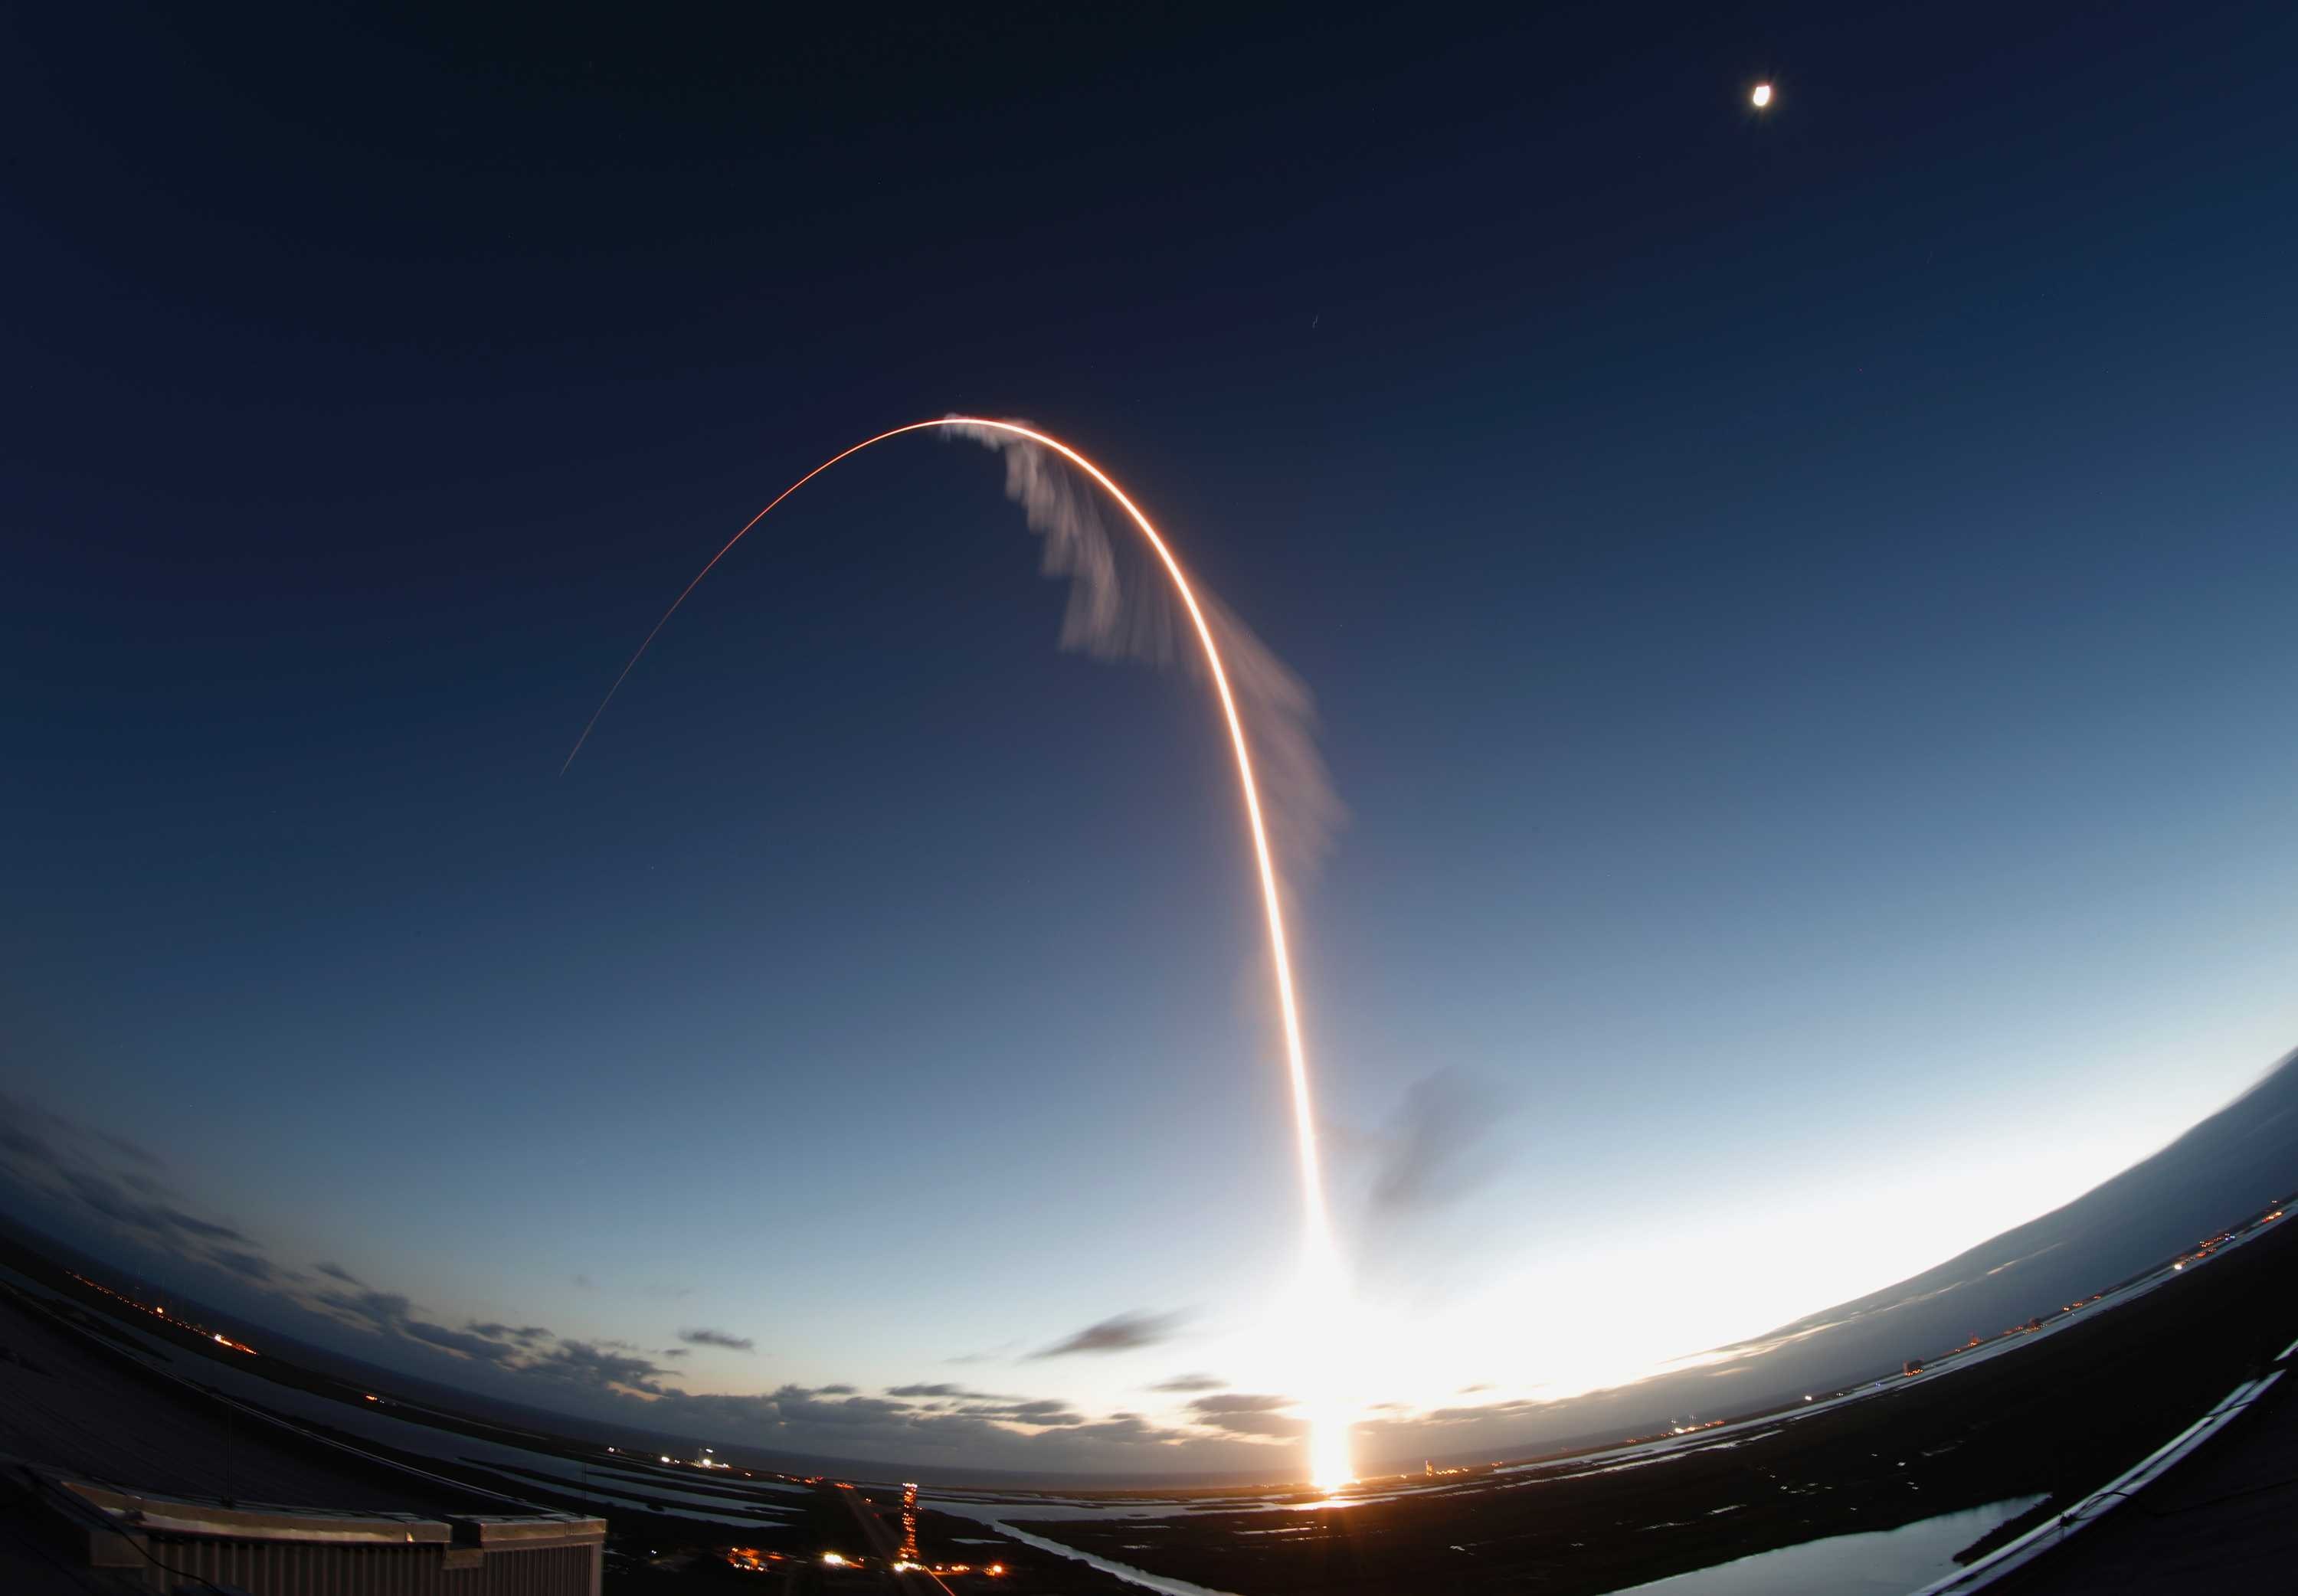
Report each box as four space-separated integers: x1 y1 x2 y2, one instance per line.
5 1 2297 1474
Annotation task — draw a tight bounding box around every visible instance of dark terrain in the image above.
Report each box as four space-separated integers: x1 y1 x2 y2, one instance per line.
1007 1212 2298 1592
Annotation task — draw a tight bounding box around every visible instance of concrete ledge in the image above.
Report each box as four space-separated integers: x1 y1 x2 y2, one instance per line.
450 1512 608 1549
64 1479 450 1544
21 1468 606 1594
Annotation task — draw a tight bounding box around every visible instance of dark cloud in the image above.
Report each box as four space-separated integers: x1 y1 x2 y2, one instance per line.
311 1287 414 1335
953 1398 1085 1427
677 1326 756 1352
1069 1413 1190 1445
1187 1392 1294 1414
1030 1310 1183 1359
0 1121 53 1163
468 1322 552 1344
212 1250 274 1282
764 1385 919 1427
1071 1414 1186 1451
525 1339 668 1395
1150 1372 1227 1392
301 1286 673 1393
1187 1392 1305 1439
60 1168 249 1248
649 1388 1011 1457
885 1382 1020 1401
1416 1398 1540 1425
0 1094 285 1285
637 1382 1173 1460
942 1339 1022 1365
404 1320 524 1364
88 1126 162 1169
817 1382 856 1395
1369 1067 1517 1215
314 1261 363 1286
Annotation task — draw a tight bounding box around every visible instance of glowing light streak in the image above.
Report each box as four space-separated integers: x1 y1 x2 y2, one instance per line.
567 417 1353 1486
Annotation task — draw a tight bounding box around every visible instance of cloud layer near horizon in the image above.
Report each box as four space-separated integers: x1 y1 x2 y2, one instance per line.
0 1087 1399 1472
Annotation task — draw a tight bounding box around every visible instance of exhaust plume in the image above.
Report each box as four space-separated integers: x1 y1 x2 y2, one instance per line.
951 420 1344 892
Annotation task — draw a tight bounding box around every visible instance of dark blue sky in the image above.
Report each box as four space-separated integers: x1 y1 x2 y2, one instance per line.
5 2 2296 1473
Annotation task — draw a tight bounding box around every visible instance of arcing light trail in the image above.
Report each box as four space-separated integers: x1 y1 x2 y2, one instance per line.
566 417 1355 1488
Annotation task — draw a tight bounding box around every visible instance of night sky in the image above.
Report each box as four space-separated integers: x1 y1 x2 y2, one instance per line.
5 2 2297 1473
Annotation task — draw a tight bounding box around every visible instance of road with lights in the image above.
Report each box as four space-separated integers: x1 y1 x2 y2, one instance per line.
831 1480 951 1594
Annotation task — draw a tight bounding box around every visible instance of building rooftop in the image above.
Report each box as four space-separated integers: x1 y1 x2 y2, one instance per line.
0 1280 602 1594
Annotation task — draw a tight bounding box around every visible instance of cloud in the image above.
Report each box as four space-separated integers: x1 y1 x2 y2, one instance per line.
525 1339 669 1396
951 1398 1085 1427
1069 1413 1190 1445
677 1326 756 1352
297 1284 670 1394
315 1261 364 1286
0 1091 284 1285
886 1382 1020 1401
469 1322 552 1344
403 1320 525 1365
1413 1398 1542 1427
942 1340 1020 1365
59 1166 248 1247
309 1287 415 1336
1186 1392 1304 1439
1149 1372 1227 1392
762 1385 921 1428
212 1250 275 1283
1368 1067 1517 1215
1030 1310 1183 1359
631 1382 1169 1464
1186 1392 1295 1414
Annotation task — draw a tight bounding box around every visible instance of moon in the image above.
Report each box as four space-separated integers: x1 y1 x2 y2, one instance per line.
1751 82 1774 109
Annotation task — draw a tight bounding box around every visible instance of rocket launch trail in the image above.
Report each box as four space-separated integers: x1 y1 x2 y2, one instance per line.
566 418 1356 1487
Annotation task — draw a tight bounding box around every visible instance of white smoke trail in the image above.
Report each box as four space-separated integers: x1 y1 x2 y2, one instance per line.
951 420 1344 898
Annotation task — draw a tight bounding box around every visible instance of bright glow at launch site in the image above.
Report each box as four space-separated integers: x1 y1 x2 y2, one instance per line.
568 417 1358 1487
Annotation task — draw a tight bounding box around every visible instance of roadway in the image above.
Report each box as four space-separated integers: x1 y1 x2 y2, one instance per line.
831 1480 951 1595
